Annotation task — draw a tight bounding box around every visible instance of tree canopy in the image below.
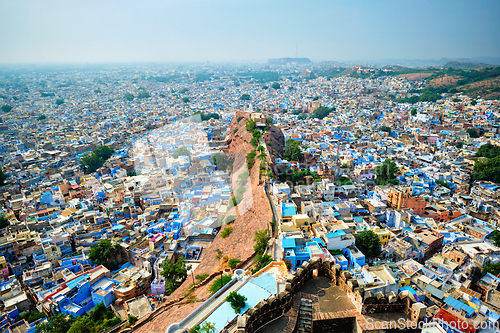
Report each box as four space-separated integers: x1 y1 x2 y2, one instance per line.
36 314 75 333
55 98 64 105
37 115 46 121
1 105 12 113
0 216 9 229
212 153 233 171
226 291 247 314
160 257 191 295
355 230 382 259
0 166 7 186
467 128 480 138
476 143 500 158
311 106 335 119
253 230 270 256
124 93 135 101
283 139 302 161
472 145 500 183
88 239 120 271
191 111 219 122
271 83 281 89
240 94 251 100
137 92 151 99
491 230 500 247
189 322 216 333
209 274 232 295
80 145 115 174
473 156 500 184
172 146 190 158
375 158 399 185
379 126 391 133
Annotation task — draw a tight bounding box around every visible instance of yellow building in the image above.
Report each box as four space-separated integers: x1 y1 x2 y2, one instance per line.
0 256 6 270
292 214 311 228
372 227 392 246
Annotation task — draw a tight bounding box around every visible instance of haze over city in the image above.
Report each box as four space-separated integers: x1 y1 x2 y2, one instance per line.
1 0 499 64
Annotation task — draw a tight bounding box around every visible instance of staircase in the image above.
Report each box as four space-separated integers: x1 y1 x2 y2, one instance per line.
296 298 313 333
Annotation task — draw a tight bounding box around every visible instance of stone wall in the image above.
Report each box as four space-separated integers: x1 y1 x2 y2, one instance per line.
236 257 326 333
235 256 422 333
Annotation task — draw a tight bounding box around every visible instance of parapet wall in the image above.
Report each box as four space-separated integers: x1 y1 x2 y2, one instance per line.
236 257 420 333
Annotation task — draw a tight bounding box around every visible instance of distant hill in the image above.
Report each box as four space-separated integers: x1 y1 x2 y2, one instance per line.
443 61 494 69
268 57 312 65
314 63 500 99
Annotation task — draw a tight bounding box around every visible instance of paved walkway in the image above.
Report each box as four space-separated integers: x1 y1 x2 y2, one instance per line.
172 279 247 333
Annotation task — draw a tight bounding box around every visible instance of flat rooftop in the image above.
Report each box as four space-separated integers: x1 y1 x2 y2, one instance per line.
127 296 152 319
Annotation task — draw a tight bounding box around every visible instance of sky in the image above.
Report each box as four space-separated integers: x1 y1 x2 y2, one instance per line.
0 0 499 64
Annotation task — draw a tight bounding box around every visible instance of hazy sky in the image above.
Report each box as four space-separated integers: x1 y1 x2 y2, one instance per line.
1 0 499 64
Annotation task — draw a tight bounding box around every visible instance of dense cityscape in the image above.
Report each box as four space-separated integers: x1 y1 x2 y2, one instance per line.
0 61 499 333
1 0 500 332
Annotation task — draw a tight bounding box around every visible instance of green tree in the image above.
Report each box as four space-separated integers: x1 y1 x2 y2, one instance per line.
16 311 46 324
137 92 151 99
36 314 75 333
55 98 64 105
67 316 94 333
253 230 270 255
251 254 273 274
80 154 103 174
483 263 500 277
456 142 463 149
476 143 500 158
88 239 120 271
94 145 114 160
240 94 251 100
190 321 216 333
160 257 191 295
172 146 190 158
80 146 114 174
246 119 256 132
491 230 500 247
212 153 233 171
262 85 269 90
128 315 139 326
226 291 247 313
298 114 307 120
472 155 500 183
375 158 399 185
411 108 417 115
182 97 190 103
311 106 335 119
283 139 302 161
228 258 241 269
124 93 135 101
379 126 391 133
0 166 7 186
209 274 232 294
271 83 281 89
467 128 479 138
355 230 382 259
191 111 220 122
0 216 9 229
1 105 12 113
221 226 233 238
37 115 46 121
435 180 450 188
